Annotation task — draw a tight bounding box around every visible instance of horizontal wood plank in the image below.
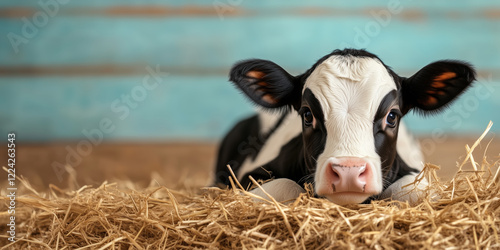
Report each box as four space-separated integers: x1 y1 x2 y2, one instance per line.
1 65 499 80
0 76 498 141
1 0 500 10
1 17 499 71
0 76 254 141
1 6 500 19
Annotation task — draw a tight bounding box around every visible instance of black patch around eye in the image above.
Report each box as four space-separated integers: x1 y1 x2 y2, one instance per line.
302 89 325 125
374 90 398 122
386 112 397 128
300 88 327 175
302 108 313 127
385 109 402 128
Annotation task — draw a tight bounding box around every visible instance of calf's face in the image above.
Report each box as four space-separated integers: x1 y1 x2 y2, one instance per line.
301 56 403 204
230 49 475 204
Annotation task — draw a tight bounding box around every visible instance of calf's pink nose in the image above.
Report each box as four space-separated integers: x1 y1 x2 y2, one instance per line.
329 158 368 193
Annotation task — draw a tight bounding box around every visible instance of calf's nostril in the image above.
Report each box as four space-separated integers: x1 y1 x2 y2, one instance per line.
332 169 340 177
331 166 341 180
358 165 367 176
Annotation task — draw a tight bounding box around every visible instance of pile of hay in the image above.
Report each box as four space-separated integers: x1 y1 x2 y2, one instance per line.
1 130 499 249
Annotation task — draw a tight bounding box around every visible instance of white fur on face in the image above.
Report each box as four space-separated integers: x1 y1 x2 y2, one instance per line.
303 55 398 200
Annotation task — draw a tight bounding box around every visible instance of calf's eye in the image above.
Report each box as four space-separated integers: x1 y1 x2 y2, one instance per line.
386 111 398 128
303 108 314 127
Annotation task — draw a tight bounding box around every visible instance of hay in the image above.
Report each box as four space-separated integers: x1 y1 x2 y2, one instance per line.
1 126 499 249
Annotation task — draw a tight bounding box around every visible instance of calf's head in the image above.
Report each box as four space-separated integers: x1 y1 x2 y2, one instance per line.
230 49 475 204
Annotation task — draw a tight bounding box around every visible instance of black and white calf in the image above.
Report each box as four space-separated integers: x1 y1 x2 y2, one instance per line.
215 49 475 205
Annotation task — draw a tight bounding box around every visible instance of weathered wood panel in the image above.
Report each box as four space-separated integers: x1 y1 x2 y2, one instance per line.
0 76 498 141
1 15 500 70
0 1 499 141
0 76 254 141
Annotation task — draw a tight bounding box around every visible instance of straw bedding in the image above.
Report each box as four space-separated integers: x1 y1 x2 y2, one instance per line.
1 134 499 249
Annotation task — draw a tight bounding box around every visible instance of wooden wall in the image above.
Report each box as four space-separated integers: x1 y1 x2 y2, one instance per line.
1 1 499 142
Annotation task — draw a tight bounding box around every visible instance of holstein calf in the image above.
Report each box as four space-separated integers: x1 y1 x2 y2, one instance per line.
215 49 475 205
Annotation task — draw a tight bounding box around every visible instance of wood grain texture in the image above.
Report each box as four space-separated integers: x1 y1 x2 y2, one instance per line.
1 1 499 141
0 76 498 142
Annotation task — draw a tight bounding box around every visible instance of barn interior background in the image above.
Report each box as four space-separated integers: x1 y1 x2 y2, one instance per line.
0 0 499 190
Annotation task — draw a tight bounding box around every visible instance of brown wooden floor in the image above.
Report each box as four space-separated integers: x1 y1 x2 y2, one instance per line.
1 136 498 191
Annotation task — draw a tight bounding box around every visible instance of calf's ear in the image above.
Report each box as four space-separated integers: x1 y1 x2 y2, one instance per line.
401 60 476 115
229 59 300 110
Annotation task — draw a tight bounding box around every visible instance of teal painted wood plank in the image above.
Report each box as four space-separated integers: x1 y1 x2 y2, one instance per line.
0 76 498 142
1 17 499 73
0 76 254 141
2 0 500 10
